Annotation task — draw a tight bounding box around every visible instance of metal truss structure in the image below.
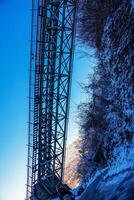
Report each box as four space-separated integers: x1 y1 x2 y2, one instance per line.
26 0 77 199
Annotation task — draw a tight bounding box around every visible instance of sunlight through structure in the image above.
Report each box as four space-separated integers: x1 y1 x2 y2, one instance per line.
26 0 77 199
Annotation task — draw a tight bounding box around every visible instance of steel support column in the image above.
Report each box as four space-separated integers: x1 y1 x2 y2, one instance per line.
26 0 77 199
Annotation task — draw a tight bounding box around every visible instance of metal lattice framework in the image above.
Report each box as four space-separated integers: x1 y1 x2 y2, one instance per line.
26 0 77 199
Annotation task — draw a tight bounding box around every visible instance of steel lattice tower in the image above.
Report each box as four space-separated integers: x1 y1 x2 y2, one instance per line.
26 0 77 199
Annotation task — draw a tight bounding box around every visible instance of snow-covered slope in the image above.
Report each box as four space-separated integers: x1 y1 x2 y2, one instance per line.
76 141 134 199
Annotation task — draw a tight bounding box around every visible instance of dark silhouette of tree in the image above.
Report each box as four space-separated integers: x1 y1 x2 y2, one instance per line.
77 67 112 179
77 0 123 49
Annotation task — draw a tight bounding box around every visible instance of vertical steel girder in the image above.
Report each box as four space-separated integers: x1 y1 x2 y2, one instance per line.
26 0 77 199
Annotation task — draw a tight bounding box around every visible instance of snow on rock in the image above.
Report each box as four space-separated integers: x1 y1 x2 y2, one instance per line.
77 151 134 200
76 0 134 199
99 0 134 161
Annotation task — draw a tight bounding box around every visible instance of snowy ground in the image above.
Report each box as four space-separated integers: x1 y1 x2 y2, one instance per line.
75 143 134 200
53 135 134 200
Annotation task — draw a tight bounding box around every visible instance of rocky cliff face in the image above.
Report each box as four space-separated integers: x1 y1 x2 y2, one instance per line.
101 0 134 151
76 1 134 199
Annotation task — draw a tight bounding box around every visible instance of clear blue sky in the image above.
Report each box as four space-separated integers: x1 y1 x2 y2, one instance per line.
0 1 95 200
0 1 31 200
